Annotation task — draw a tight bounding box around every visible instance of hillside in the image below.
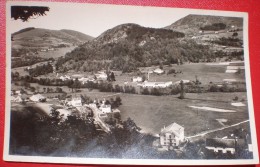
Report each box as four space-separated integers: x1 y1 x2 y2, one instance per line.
165 14 244 58
56 23 216 73
165 14 243 35
11 28 93 59
56 15 245 73
12 28 93 48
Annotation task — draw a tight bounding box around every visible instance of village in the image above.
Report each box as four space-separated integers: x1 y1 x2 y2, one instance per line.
9 57 253 159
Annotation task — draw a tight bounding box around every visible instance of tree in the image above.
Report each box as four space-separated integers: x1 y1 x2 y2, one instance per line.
11 6 50 22
179 80 185 99
110 72 116 81
232 32 238 37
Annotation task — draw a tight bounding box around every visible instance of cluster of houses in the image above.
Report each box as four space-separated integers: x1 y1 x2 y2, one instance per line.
40 47 55 52
57 71 108 84
11 93 47 103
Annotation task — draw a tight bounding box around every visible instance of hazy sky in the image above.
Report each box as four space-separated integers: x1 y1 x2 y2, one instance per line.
7 2 191 37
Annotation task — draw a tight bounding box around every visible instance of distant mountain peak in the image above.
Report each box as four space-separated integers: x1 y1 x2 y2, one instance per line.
165 14 243 35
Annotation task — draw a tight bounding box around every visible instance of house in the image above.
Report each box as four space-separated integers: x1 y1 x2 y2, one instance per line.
99 99 112 113
78 77 90 84
159 122 185 150
59 75 71 81
142 81 173 88
132 76 143 83
15 90 21 95
11 95 23 102
68 97 82 107
153 68 164 74
173 80 190 85
95 71 107 80
205 138 245 154
30 94 46 102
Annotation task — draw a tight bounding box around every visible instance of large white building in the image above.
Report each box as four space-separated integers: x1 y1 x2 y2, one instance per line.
142 81 173 88
159 122 185 150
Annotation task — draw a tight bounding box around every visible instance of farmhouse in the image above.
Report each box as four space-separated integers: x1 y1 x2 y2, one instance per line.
142 81 173 88
59 75 71 81
30 94 46 102
132 76 143 83
205 138 245 154
99 99 112 113
153 68 164 74
174 80 190 85
159 122 185 150
95 71 108 80
68 97 82 107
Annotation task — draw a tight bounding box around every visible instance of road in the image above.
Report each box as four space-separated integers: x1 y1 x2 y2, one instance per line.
186 120 249 139
86 104 111 133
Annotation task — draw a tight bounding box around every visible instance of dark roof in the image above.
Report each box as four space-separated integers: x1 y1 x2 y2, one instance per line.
206 138 245 148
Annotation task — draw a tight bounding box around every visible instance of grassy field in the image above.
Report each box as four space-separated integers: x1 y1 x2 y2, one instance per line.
118 92 249 136
113 62 245 87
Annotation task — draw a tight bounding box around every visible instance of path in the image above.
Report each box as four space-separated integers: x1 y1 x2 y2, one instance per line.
186 120 249 139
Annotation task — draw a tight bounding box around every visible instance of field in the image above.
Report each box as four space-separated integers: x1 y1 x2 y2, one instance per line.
113 62 245 87
118 92 249 136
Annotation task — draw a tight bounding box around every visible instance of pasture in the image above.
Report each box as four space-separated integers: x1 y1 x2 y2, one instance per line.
118 92 249 136
113 62 245 87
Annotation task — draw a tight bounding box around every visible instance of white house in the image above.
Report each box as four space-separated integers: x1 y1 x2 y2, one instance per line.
99 99 112 113
78 77 90 84
173 80 190 85
95 71 108 80
59 75 71 81
11 96 23 102
142 81 173 88
99 104 112 113
159 122 185 150
153 68 164 74
68 97 82 107
30 94 46 102
132 76 143 83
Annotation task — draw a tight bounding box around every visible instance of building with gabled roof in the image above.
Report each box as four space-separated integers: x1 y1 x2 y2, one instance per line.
205 138 246 154
159 122 185 150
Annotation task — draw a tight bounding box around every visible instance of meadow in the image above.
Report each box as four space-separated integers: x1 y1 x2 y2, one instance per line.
118 92 249 137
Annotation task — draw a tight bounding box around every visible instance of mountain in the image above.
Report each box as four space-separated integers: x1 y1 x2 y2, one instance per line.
56 23 215 73
60 29 93 42
12 27 93 48
56 15 245 74
11 28 94 61
165 14 243 35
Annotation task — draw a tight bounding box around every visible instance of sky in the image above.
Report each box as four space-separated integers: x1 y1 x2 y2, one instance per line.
7 2 191 37
7 1 246 38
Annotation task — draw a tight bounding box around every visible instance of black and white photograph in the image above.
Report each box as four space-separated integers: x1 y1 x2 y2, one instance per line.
4 1 259 165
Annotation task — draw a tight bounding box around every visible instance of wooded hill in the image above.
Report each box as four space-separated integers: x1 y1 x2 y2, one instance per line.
56 23 214 73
